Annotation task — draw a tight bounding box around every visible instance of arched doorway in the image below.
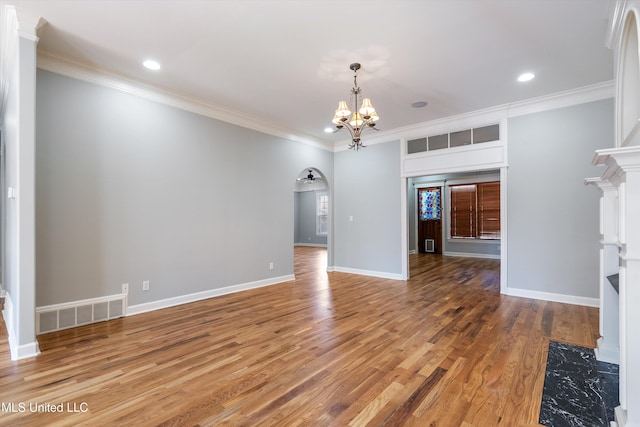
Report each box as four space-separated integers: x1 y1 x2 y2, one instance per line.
293 168 330 275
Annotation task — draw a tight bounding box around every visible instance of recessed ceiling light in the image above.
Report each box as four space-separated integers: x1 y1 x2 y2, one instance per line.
411 101 428 108
143 60 161 71
324 127 334 133
517 72 535 82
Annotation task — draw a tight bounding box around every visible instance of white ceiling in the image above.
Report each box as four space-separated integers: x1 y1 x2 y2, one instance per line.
7 0 614 148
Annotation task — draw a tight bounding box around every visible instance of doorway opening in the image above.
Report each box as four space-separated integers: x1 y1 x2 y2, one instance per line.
406 170 503 287
293 167 330 275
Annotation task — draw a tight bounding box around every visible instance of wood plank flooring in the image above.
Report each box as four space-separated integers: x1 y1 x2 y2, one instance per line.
0 247 598 426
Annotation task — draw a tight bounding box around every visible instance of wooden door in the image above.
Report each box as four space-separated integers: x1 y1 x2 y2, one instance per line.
418 187 442 254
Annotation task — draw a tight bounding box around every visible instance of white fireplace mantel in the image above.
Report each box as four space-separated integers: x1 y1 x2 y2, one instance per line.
588 145 640 427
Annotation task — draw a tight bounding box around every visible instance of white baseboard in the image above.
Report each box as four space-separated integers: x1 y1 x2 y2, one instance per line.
444 251 501 260
2 292 41 360
332 266 405 281
614 406 626 427
595 337 620 364
294 243 327 248
127 274 295 316
505 287 599 307
408 249 417 255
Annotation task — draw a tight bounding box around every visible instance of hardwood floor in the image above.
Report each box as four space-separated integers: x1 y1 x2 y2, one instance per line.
0 247 598 426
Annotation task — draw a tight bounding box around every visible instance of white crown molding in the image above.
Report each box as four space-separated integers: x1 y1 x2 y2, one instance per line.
505 80 615 118
36 50 613 155
334 80 615 152
37 51 334 152
14 9 46 42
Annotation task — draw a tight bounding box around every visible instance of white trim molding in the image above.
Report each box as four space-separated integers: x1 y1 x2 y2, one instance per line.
36 51 332 152
127 274 295 316
332 266 405 281
336 80 614 152
403 141 507 178
607 0 628 49
35 46 612 156
505 287 599 308
2 292 41 360
596 336 620 365
443 251 500 260
505 81 614 118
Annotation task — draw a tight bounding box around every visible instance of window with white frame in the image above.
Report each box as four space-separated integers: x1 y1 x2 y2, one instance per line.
316 192 328 236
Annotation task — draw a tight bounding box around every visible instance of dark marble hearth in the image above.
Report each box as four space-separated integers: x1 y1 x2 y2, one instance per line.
539 341 619 427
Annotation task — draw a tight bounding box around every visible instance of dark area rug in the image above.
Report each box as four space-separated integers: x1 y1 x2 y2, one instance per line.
539 341 619 427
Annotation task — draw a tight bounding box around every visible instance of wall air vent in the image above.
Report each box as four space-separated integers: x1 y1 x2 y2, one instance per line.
36 293 127 334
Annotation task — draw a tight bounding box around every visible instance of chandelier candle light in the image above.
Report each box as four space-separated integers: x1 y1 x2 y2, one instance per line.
331 63 379 150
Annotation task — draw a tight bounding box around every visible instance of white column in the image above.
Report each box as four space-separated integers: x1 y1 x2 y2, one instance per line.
621 168 640 425
592 146 640 427
1 6 45 359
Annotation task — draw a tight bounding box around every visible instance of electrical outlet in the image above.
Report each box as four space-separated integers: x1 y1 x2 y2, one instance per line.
142 280 150 291
122 283 129 294
269 262 274 271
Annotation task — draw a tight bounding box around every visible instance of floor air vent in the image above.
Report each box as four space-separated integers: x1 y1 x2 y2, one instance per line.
36 293 127 334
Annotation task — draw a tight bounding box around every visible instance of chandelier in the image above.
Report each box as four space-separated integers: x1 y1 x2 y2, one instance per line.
331 63 379 150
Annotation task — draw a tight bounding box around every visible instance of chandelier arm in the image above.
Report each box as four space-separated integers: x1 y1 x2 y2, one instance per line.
336 121 357 139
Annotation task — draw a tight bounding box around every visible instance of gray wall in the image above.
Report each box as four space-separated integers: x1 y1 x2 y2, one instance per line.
294 191 327 246
507 98 614 298
35 70 333 307
334 141 402 274
33 70 613 310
